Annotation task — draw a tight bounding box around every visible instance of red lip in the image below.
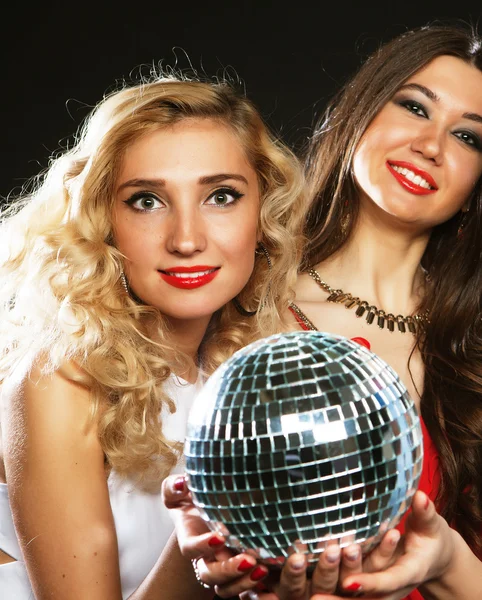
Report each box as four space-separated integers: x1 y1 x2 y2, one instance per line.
387 161 438 195
159 266 220 289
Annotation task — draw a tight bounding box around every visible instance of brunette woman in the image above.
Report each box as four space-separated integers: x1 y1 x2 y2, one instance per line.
164 23 482 600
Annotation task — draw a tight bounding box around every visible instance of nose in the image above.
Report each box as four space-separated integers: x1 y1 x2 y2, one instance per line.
410 122 444 165
165 206 207 256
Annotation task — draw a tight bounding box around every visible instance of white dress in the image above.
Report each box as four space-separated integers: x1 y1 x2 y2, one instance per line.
0 374 202 599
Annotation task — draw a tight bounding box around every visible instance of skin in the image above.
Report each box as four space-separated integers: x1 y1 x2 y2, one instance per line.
0 117 261 599
113 118 260 369
162 56 482 599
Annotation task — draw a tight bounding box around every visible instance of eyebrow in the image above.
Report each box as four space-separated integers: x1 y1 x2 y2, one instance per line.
117 173 249 192
398 83 482 125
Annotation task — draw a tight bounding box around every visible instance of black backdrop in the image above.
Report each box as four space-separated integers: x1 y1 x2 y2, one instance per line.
2 1 481 202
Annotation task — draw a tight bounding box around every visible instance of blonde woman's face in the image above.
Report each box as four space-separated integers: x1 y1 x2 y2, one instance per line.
353 55 482 229
113 118 260 327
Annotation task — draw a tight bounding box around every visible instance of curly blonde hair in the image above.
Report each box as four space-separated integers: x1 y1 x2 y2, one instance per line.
0 74 307 488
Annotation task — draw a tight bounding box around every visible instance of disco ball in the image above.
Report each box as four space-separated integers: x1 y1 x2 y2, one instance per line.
184 331 423 567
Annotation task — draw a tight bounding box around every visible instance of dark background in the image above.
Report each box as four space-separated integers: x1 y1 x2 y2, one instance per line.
2 1 481 202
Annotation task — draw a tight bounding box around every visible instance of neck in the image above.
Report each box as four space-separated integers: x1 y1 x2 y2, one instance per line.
316 209 430 316
145 314 212 384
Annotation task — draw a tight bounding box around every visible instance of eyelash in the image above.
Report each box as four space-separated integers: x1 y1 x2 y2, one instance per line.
123 186 245 212
205 187 244 207
123 191 164 212
396 98 482 151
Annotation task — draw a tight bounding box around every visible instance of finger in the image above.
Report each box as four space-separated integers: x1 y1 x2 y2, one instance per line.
162 474 191 508
178 527 227 560
341 556 421 596
276 553 308 600
214 564 270 598
196 554 258 588
310 543 341 594
362 529 401 573
405 490 437 534
339 542 362 585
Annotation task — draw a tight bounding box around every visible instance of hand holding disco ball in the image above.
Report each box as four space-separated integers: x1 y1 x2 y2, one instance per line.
184 331 423 568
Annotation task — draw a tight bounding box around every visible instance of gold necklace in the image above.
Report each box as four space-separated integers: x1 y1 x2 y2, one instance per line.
308 268 429 334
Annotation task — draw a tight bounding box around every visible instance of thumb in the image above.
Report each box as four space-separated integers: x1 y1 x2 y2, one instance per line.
405 490 438 534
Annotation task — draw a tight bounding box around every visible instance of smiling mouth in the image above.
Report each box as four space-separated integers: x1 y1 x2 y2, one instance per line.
386 161 438 195
158 267 220 289
160 268 218 278
390 165 434 189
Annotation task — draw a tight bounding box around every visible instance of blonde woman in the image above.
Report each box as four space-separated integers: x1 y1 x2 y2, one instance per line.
0 74 307 599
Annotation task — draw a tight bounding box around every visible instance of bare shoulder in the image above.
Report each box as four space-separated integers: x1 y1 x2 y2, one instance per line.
1 361 122 598
2 360 103 484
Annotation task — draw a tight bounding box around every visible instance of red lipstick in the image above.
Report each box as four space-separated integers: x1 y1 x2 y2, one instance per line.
387 161 438 196
159 265 219 289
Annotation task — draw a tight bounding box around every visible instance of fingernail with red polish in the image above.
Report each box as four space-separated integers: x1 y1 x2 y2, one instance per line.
250 566 268 581
208 535 224 547
238 559 255 572
345 582 362 592
173 477 185 492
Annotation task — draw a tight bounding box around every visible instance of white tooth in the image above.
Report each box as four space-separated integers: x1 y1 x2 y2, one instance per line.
413 175 422 185
401 168 409 175
420 180 429 189
405 171 416 182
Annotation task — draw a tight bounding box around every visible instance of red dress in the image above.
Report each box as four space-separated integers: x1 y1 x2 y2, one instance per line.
395 418 441 600
287 304 442 599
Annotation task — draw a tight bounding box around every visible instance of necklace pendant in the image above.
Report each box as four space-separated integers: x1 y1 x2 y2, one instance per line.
406 318 416 334
396 315 406 333
377 310 386 329
387 314 395 333
355 301 368 317
366 307 377 325
327 291 341 302
345 296 359 309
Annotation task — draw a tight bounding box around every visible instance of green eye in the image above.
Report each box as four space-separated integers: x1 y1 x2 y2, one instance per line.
213 192 230 205
206 187 244 207
139 197 156 209
124 192 164 211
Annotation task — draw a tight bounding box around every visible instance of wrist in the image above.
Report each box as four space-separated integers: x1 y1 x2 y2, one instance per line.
420 528 481 599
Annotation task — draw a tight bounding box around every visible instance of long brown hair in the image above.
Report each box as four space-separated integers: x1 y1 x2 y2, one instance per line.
302 24 482 554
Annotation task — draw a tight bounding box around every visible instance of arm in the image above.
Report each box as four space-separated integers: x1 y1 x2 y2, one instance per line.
2 366 217 600
418 526 482 600
3 364 124 599
128 530 213 600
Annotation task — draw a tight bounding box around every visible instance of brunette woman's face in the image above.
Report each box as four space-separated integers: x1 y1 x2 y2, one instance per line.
353 55 482 229
112 118 260 326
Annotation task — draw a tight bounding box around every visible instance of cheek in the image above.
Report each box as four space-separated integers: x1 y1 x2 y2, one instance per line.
446 155 482 209
113 217 159 260
219 213 259 269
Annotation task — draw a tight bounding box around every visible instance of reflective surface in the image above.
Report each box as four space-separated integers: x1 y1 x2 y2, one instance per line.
185 331 423 566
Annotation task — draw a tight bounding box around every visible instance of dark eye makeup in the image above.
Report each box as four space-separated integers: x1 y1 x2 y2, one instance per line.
122 185 245 213
123 191 163 212
393 95 482 152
